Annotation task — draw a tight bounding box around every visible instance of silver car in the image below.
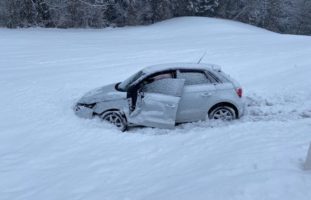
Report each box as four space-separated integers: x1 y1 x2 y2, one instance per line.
74 63 245 131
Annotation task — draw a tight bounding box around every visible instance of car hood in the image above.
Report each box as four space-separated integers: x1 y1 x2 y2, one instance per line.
77 83 126 104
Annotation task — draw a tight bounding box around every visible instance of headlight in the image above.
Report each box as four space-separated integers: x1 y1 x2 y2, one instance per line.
76 103 96 110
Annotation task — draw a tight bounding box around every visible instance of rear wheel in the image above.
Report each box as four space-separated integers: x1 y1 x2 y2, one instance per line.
209 106 236 121
101 111 127 132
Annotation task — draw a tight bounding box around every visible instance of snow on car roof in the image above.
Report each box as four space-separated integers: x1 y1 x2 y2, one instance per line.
142 63 221 74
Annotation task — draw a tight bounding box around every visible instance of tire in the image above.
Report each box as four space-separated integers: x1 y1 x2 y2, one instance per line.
101 111 127 132
209 106 236 121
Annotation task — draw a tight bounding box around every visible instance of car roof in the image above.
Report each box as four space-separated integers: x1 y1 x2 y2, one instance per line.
141 62 221 74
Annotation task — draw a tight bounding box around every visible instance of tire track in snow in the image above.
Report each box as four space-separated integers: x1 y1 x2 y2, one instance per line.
243 93 311 122
168 92 311 133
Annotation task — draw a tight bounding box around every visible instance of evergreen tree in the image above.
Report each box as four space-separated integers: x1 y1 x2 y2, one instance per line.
0 0 310 35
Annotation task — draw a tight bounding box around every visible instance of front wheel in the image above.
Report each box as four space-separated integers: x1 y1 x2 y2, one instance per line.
209 106 236 121
101 111 127 132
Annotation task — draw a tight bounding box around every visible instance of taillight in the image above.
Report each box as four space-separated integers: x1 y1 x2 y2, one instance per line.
236 88 242 98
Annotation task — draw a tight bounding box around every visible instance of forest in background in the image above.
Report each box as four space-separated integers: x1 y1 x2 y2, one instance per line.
0 0 310 35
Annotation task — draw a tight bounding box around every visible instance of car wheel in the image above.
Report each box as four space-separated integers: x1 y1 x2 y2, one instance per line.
209 106 236 121
101 111 127 132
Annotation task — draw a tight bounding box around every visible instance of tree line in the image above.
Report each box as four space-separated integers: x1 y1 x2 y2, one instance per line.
0 0 310 35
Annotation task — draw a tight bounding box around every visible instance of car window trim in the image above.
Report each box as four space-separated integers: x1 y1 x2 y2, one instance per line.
177 69 214 85
205 70 222 84
134 70 177 88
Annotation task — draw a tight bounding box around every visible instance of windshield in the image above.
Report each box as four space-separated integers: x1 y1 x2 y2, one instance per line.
118 70 144 91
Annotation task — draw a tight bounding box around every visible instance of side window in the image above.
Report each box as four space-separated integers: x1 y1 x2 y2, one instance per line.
143 72 174 85
141 72 174 95
176 70 211 85
142 78 184 97
142 78 172 94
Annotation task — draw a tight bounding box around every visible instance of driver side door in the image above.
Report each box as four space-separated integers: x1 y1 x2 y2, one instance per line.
128 78 185 129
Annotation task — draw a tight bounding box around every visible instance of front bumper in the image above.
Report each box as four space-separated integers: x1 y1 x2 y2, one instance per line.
74 104 94 119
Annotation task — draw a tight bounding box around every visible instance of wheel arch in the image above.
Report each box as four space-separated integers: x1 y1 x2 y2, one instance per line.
100 109 128 122
99 109 128 132
208 102 239 118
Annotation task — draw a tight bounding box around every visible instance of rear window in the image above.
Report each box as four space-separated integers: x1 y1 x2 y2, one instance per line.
209 70 230 83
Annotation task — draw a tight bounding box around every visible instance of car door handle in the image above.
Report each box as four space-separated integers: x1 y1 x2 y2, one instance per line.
166 104 176 108
201 92 213 97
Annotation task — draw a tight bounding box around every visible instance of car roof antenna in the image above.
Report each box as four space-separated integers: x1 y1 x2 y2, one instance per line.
197 51 207 64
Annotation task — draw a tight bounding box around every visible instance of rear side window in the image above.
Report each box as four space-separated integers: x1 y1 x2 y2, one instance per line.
177 70 211 85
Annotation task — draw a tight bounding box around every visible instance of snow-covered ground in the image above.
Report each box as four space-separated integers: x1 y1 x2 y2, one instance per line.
1 17 311 200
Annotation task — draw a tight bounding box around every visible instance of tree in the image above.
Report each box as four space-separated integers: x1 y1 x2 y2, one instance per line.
0 0 310 35
186 0 219 16
5 0 37 28
35 0 53 27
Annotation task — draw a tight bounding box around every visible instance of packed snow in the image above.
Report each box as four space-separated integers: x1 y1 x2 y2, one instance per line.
0 17 311 200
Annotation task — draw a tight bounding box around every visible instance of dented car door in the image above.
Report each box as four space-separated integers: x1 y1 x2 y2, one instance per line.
128 78 185 129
